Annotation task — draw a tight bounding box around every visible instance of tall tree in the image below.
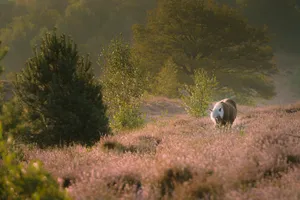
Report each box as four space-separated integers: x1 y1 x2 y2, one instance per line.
133 0 277 102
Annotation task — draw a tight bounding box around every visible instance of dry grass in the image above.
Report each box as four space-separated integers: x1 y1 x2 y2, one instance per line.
20 98 300 200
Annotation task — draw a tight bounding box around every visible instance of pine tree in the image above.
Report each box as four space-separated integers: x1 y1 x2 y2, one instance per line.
13 30 110 146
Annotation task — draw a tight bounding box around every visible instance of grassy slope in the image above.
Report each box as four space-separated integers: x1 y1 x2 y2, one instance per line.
21 97 300 200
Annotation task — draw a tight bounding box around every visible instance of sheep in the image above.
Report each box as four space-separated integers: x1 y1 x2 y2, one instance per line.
209 98 237 128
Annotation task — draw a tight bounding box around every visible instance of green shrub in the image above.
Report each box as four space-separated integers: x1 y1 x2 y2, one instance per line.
0 96 35 148
152 57 180 98
1 97 27 133
0 123 70 200
112 103 145 130
181 68 218 117
99 35 146 130
13 29 110 146
0 41 8 75
0 97 27 161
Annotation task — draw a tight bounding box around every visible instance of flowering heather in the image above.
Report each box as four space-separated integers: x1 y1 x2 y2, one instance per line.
21 98 300 200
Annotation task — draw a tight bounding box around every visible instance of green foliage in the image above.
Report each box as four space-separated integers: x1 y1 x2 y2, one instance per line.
99 36 146 130
0 97 23 131
0 0 156 74
0 97 32 142
13 29 110 147
0 123 70 200
181 68 218 117
112 104 145 130
133 0 277 102
0 42 26 160
152 57 181 98
0 41 9 114
0 41 8 74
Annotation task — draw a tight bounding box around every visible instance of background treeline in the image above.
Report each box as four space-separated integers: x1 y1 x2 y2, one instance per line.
1 0 299 74
0 0 156 74
0 0 300 103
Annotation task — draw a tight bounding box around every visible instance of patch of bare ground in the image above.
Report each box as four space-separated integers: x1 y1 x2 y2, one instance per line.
141 96 187 122
21 99 300 200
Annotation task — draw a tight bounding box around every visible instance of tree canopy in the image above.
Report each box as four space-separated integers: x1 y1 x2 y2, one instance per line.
0 0 156 75
133 0 277 101
219 0 300 53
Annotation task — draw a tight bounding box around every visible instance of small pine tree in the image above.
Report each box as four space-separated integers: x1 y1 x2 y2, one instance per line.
181 68 218 117
152 57 180 98
13 29 110 146
99 36 146 130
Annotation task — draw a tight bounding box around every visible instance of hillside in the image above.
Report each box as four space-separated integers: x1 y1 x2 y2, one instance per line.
20 98 300 200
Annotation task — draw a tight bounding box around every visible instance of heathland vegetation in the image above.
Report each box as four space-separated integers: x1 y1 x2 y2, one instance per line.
0 0 299 199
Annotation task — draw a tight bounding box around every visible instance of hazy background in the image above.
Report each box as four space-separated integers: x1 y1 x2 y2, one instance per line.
0 0 299 105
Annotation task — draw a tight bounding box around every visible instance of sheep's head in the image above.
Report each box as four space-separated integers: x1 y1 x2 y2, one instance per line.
210 102 224 123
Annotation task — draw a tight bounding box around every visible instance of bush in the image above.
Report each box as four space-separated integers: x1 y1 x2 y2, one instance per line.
112 103 145 130
152 57 181 98
0 41 8 75
0 123 70 200
0 97 34 144
13 29 110 146
181 68 218 117
99 36 146 130
1 97 26 133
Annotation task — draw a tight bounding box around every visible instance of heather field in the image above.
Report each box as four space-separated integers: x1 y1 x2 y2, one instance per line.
1 1 300 199
21 98 300 200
